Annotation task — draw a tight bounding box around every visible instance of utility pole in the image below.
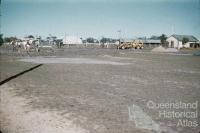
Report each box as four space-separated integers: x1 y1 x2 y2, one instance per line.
117 30 121 44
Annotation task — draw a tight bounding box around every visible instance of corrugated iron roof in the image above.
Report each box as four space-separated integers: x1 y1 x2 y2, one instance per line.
172 34 199 42
144 39 161 43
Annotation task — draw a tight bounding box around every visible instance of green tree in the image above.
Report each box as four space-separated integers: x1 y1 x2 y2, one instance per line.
182 37 189 44
150 35 160 40
159 34 167 46
4 37 17 42
100 37 108 43
100 37 116 43
27 35 34 38
0 34 3 46
86 37 95 43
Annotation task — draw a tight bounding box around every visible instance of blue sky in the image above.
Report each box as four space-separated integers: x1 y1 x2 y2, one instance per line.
1 0 200 39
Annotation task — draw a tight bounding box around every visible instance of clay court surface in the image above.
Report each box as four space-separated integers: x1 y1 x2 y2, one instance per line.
0 48 200 133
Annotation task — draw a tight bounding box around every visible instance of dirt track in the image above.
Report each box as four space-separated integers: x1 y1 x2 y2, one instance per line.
0 48 200 133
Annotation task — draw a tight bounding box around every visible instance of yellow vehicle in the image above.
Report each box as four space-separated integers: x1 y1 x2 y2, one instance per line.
118 40 144 49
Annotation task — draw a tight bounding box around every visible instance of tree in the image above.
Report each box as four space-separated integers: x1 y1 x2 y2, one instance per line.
36 36 42 40
100 37 108 43
86 37 95 43
159 34 167 46
182 37 189 44
0 34 3 46
150 35 160 40
46 36 56 41
3 36 17 43
100 37 117 43
27 35 34 38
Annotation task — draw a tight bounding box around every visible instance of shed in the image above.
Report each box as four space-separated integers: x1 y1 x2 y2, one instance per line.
166 35 200 49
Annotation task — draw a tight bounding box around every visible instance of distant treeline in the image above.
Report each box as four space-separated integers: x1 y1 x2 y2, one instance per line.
1 34 168 45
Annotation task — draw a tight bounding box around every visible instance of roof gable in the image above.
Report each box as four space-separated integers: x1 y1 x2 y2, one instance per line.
171 34 199 42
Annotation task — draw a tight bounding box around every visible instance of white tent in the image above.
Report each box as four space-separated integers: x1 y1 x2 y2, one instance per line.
63 36 82 44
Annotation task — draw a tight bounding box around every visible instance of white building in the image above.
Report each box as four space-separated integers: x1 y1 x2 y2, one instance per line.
166 35 200 49
63 36 82 45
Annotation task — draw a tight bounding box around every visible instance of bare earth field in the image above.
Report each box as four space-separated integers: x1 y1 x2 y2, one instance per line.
0 48 200 133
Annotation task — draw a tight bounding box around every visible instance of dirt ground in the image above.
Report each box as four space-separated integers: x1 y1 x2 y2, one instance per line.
0 48 200 133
